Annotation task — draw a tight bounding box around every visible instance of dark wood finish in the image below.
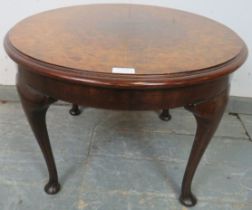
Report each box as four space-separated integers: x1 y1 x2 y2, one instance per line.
4 4 248 207
160 109 172 121
69 104 81 116
180 87 229 206
15 66 231 110
16 73 60 194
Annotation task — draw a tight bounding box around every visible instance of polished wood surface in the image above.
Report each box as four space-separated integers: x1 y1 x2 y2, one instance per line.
4 4 248 207
5 4 247 88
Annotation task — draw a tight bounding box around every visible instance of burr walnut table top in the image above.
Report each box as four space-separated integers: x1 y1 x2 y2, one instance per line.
3 4 248 207
5 4 247 88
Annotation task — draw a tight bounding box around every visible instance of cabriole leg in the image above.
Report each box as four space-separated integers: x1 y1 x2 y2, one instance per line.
180 88 229 207
16 74 60 194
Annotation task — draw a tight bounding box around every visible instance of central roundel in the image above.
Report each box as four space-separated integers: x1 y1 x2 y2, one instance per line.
8 4 244 75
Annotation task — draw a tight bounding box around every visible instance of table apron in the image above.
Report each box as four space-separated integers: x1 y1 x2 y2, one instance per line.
17 66 230 110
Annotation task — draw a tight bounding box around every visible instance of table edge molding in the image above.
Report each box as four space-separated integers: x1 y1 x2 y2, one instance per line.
4 35 248 89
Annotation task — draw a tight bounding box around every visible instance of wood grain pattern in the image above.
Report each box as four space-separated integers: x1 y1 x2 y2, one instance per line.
4 4 248 207
5 4 247 88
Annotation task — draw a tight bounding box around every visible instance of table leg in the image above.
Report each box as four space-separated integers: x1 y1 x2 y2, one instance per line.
159 109 172 121
180 88 229 207
69 104 81 116
16 78 60 194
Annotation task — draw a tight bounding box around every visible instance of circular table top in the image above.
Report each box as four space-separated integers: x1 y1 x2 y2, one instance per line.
5 4 247 88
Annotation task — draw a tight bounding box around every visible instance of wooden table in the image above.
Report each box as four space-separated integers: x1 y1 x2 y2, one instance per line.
4 4 247 207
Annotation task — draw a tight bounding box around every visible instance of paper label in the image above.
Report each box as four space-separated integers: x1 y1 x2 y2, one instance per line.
112 67 135 74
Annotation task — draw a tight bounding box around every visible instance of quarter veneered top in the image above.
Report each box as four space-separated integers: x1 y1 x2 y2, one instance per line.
5 4 247 87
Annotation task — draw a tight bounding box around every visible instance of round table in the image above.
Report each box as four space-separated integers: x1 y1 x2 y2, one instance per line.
4 4 248 207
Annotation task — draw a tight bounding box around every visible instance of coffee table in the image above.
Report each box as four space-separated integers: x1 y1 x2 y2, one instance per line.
4 4 247 207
